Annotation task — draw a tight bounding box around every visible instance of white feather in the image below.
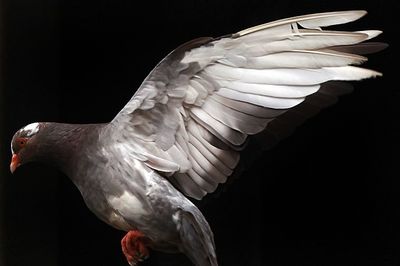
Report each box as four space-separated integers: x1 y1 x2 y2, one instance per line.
215 87 304 109
206 63 379 86
22 122 40 137
323 66 382 80
356 30 382 40
188 153 225 186
189 79 208 105
188 133 233 176
173 173 207 200
194 75 216 93
184 85 200 105
187 120 240 169
210 94 287 118
236 31 369 57
235 10 367 37
187 169 218 193
166 145 191 173
190 107 247 146
201 98 270 134
188 143 227 183
142 153 180 173
219 50 366 69
215 80 320 98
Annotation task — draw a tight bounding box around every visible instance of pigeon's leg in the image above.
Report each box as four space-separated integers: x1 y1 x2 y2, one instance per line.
121 230 150 266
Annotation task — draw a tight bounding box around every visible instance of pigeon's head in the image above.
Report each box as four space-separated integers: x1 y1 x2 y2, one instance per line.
10 122 45 173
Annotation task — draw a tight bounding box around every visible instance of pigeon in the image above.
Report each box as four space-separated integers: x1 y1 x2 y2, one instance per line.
10 10 384 266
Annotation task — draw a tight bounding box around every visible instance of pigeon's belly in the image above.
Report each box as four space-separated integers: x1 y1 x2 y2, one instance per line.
79 187 134 231
107 191 148 217
105 210 132 231
78 179 152 231
75 151 183 240
105 190 150 229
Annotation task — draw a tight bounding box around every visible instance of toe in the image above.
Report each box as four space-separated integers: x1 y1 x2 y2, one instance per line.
121 230 150 265
137 242 149 259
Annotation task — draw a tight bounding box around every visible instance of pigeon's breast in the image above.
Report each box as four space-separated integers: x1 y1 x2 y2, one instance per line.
73 139 186 239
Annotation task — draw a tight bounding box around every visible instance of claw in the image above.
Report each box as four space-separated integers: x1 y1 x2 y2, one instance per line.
121 230 150 265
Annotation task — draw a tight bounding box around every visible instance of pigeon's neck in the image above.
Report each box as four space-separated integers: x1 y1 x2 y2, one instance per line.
36 122 106 176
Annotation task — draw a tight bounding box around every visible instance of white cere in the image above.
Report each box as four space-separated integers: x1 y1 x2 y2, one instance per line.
22 122 40 137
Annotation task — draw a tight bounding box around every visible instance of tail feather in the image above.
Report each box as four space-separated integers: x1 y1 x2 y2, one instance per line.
176 208 218 266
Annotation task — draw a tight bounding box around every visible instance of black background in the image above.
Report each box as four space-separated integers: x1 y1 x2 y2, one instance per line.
0 0 399 265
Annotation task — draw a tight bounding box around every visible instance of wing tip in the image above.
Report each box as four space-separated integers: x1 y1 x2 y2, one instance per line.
360 67 383 78
340 9 368 19
354 9 368 17
351 67 383 79
373 71 383 78
358 30 383 40
234 10 368 38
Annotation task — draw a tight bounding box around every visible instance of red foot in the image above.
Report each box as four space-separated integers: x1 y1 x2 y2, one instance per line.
121 230 150 266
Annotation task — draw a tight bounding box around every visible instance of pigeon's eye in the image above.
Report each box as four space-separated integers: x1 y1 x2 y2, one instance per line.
16 137 28 148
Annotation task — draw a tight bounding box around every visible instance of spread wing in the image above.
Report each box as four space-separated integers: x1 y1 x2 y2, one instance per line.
111 11 383 200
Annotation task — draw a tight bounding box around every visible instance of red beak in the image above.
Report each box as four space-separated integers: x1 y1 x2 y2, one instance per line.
10 154 20 173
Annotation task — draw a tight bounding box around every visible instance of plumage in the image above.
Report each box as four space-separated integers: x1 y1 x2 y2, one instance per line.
10 10 384 266
201 97 271 134
330 42 388 55
206 64 379 86
210 94 286 118
187 120 240 169
218 49 367 69
235 10 367 37
231 31 371 57
216 87 305 109
190 106 248 146
188 142 227 184
173 173 208 199
188 133 233 176
215 80 320 98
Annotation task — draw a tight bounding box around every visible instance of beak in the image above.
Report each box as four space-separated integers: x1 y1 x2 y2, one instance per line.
10 154 20 173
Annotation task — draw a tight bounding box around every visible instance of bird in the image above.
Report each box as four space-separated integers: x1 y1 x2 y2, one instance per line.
10 10 384 266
